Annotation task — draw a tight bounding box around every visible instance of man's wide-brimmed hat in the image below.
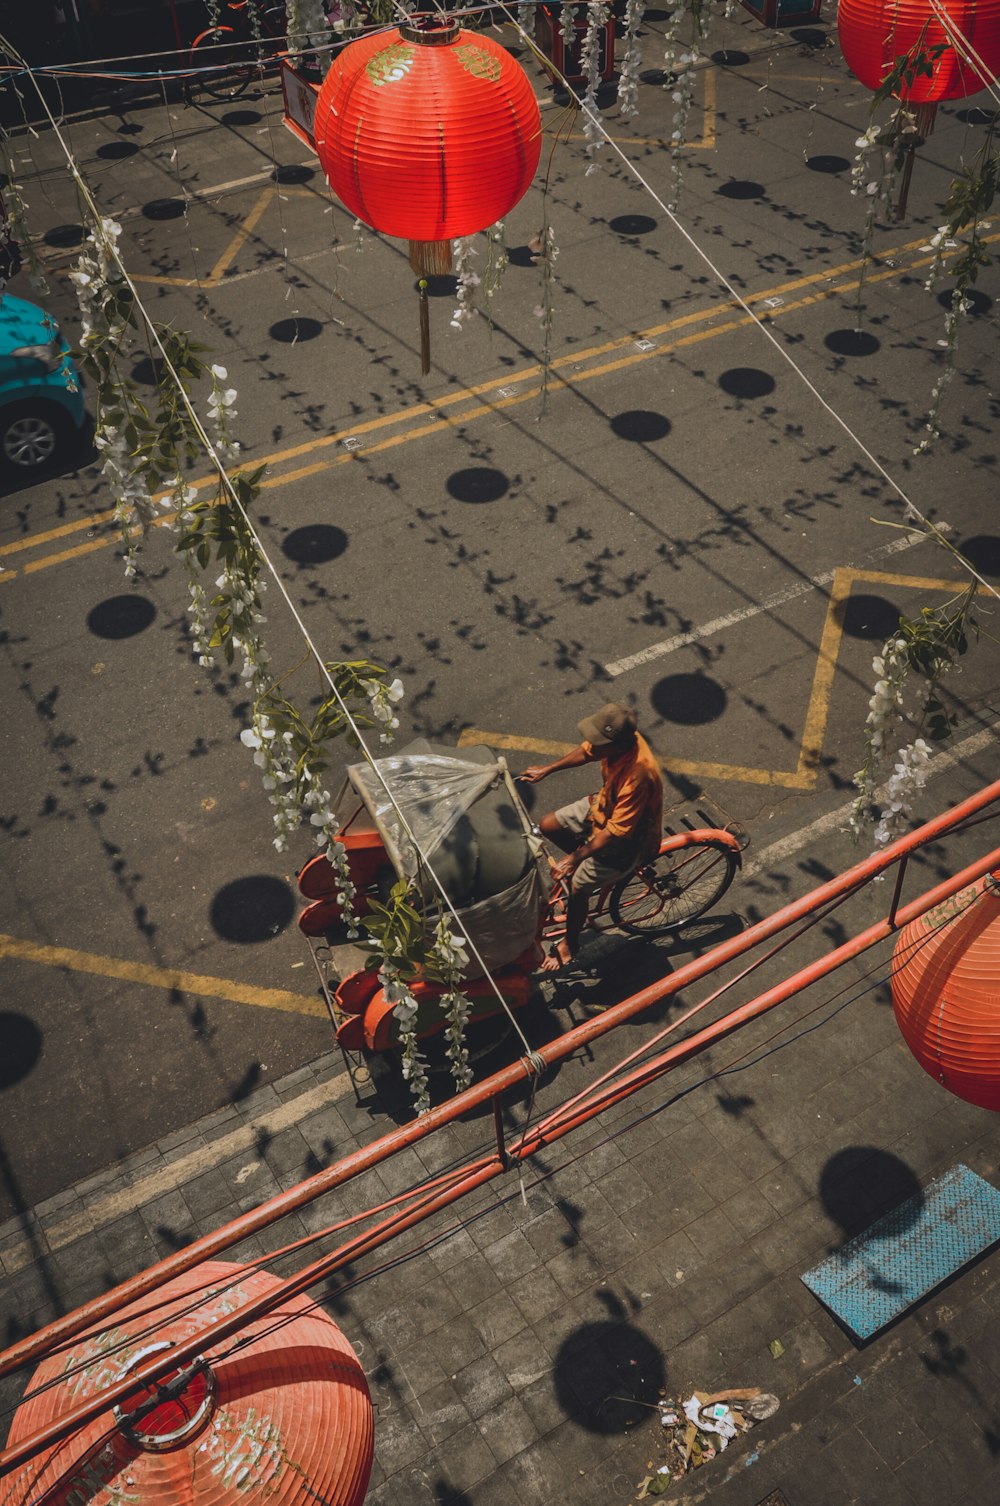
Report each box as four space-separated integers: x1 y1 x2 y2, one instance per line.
578 702 638 750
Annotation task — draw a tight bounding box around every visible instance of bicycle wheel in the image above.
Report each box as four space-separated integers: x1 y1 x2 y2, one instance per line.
190 27 253 100
609 839 738 935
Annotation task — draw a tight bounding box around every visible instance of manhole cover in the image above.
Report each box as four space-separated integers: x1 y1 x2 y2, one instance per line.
755 1491 792 1506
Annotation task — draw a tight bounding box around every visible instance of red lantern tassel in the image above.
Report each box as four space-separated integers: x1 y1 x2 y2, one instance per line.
895 103 937 221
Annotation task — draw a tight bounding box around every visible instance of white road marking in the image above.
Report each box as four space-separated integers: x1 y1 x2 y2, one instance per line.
604 531 929 677
742 725 999 880
2 1070 351 1272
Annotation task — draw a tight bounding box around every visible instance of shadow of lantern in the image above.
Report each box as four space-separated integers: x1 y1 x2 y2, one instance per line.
210 876 296 943
651 672 727 725
959 535 1000 576
553 1291 666 1432
820 1146 924 1243
87 595 157 640
838 593 901 641
0 1013 43 1090
281 524 348 565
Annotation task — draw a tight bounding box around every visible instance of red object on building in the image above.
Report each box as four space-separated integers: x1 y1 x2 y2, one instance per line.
534 6 616 87
891 873 1000 1110
314 20 541 255
3 1261 374 1506
837 0 1000 102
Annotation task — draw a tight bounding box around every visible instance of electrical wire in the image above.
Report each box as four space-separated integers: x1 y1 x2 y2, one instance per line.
492 1 1000 608
0 27 541 1062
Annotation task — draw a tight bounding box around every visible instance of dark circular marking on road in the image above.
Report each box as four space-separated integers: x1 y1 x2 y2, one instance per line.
839 593 901 641
210 875 295 944
506 244 536 268
222 109 262 126
957 534 1000 577
643 8 671 19
415 274 458 298
937 287 992 316
43 224 85 248
553 1320 665 1433
718 367 776 398
446 467 510 504
609 214 658 236
650 672 727 725
131 356 163 386
825 328 880 357
790 27 829 46
87 595 157 640
711 49 750 66
142 198 187 221
639 69 668 86
281 524 348 565
820 1147 923 1238
716 179 765 200
807 155 851 175
0 1014 43 1089
96 140 139 160
955 106 998 125
609 409 671 442
272 163 314 184
269 316 324 343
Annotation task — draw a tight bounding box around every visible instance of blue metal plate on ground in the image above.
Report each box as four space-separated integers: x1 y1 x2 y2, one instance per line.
802 1164 1000 1342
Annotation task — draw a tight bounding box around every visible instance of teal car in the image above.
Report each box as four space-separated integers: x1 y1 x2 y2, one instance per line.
0 292 87 479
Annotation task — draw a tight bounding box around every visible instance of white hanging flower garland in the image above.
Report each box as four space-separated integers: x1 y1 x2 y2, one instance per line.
450 235 481 332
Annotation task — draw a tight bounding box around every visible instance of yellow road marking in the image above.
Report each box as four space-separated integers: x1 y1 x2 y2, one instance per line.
797 568 853 778
0 933 326 1019
5 230 997 585
458 729 807 787
461 568 982 790
132 187 275 289
552 67 716 149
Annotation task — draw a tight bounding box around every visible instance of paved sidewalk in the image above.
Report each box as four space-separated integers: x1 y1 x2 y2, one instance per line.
4 733 1000 1506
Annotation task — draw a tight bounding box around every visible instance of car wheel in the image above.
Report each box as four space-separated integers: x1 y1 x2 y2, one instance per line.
0 401 75 476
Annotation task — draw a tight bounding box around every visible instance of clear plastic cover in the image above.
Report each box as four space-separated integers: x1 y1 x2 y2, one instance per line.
348 750 501 881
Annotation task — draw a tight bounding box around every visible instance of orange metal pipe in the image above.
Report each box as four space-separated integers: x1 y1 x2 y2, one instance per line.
3 839 1000 1475
0 1158 504 1479
2 778 999 1388
516 846 1000 1153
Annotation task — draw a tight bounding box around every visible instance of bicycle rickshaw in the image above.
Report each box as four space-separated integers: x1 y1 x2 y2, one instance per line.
297 739 743 1056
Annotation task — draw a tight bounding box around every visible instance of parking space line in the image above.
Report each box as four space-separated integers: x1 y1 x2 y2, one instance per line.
460 567 981 791
457 728 810 788
5 229 996 586
0 934 326 1019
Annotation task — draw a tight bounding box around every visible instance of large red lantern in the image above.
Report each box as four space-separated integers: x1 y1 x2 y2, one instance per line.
314 16 541 369
838 0 1000 215
838 0 1000 103
890 872 1000 1110
3 1261 374 1506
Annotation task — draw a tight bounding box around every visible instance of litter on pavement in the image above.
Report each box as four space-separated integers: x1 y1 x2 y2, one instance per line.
636 1387 780 1496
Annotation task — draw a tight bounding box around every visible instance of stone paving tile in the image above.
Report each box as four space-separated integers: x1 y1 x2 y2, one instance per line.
420 1313 488 1374
414 1377 470 1448
476 1393 537 1466
431 1419 498 1500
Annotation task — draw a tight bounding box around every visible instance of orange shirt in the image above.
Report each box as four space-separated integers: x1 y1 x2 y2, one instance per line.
583 732 664 860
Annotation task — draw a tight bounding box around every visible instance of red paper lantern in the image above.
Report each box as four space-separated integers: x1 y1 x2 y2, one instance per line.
4 1261 374 1506
838 0 1000 103
890 873 1000 1110
314 19 541 265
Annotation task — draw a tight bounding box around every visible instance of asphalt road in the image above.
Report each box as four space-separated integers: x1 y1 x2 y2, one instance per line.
2 13 999 1219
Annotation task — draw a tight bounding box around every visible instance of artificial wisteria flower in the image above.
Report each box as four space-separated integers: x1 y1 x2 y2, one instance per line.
380 961 431 1115
874 738 933 846
450 237 481 332
364 675 404 744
